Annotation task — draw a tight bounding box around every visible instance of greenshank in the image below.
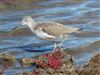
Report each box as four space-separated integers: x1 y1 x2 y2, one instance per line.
21 16 82 45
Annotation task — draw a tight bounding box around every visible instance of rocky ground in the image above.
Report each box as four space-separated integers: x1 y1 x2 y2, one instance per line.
0 46 100 75
79 54 100 75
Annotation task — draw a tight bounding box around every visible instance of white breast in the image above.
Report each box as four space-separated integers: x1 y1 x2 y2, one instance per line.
34 28 56 39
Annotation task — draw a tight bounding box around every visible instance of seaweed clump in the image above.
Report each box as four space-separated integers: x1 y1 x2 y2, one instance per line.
31 46 77 75
0 54 16 75
33 46 64 70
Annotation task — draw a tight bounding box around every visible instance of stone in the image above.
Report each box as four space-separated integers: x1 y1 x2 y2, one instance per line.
79 54 100 75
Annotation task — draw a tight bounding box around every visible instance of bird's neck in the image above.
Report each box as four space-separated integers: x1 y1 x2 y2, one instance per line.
28 21 36 32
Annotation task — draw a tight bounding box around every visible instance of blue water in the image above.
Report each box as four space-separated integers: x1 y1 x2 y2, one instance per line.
0 0 100 75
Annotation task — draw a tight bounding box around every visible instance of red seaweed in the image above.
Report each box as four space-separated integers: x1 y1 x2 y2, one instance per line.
33 59 48 69
33 46 64 70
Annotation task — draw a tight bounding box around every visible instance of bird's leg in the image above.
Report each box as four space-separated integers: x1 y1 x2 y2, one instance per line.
53 42 68 56
58 38 65 47
56 35 70 56
58 34 67 47
53 41 58 46
52 34 68 55
54 43 57 48
52 41 58 52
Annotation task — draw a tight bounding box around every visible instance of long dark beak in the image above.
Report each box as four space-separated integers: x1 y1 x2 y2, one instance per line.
11 26 18 31
11 25 27 31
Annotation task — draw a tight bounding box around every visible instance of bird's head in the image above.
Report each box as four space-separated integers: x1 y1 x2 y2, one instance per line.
21 16 36 27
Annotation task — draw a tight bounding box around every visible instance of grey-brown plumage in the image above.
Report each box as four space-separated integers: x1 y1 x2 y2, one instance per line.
21 16 81 41
35 22 80 37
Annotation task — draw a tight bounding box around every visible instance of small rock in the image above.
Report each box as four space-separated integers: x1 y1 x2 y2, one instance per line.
21 58 33 67
79 53 100 75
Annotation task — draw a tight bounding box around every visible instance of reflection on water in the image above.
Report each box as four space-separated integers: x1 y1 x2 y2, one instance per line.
0 0 100 75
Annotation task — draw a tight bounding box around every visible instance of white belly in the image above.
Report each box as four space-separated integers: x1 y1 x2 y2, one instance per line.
34 30 56 40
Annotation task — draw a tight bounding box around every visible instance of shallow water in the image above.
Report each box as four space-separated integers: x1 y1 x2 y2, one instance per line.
0 0 100 74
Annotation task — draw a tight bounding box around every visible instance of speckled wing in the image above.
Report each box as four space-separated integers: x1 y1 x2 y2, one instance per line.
35 22 72 37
